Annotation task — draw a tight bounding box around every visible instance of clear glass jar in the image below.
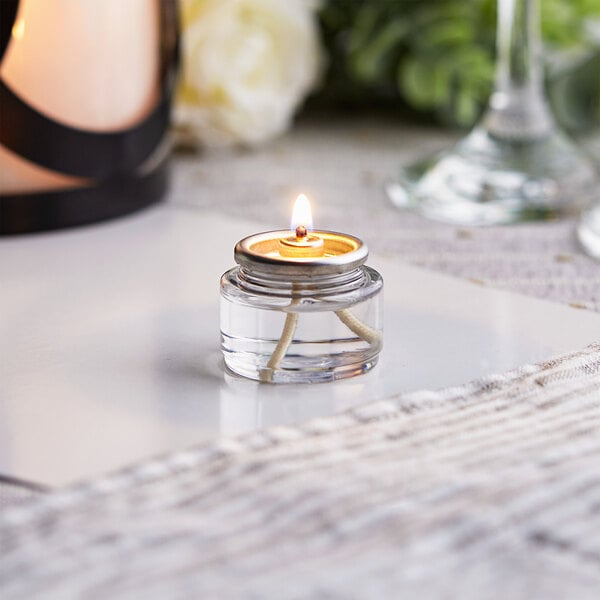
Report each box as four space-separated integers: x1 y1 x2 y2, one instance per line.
220 232 383 383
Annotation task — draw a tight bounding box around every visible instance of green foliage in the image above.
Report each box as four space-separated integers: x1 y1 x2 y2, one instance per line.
318 0 600 128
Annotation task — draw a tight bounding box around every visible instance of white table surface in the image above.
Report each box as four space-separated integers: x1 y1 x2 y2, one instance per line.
1 205 599 486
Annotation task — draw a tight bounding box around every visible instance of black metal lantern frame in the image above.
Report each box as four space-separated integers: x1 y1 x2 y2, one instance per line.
0 0 179 234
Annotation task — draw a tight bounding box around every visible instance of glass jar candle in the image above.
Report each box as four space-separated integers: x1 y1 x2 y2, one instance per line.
220 228 383 383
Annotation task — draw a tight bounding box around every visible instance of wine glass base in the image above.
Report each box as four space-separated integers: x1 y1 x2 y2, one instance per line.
578 205 600 260
387 127 598 226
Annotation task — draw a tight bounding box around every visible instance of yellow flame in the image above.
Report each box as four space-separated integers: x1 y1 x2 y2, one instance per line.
12 18 25 40
290 194 313 231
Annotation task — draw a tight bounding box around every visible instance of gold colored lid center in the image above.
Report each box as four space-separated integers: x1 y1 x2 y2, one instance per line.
279 231 325 258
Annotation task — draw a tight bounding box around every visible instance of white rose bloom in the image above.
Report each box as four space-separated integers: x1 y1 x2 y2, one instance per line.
175 0 323 148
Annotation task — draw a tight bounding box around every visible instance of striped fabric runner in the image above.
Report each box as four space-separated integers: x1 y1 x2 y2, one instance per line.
1 343 600 599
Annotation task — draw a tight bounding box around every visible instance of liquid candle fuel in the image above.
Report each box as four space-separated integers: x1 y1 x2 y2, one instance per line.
220 195 383 383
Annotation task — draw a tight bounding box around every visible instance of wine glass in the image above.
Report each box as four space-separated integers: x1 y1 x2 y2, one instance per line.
578 203 600 259
578 130 600 257
387 0 598 226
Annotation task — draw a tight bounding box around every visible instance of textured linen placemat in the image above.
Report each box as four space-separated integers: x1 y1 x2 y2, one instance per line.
0 480 40 511
1 342 600 599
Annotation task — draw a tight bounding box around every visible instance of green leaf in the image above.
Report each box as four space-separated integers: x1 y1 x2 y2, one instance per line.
453 87 480 126
348 5 381 54
350 19 409 83
417 19 475 50
400 58 448 109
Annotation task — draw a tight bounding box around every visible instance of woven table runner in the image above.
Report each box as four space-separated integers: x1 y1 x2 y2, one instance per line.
1 343 600 599
0 480 40 511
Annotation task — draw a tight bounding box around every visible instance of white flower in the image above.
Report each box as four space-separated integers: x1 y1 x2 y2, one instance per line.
175 0 323 148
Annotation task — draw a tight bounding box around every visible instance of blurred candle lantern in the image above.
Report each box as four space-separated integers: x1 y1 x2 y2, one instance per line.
0 0 178 234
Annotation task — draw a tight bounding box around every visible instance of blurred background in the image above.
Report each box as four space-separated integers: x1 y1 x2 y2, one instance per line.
175 0 600 147
317 0 600 131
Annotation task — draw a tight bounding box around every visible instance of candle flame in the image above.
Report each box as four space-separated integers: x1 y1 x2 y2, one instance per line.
290 194 313 231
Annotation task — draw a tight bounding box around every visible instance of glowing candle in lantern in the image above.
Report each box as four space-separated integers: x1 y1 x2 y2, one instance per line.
0 0 178 234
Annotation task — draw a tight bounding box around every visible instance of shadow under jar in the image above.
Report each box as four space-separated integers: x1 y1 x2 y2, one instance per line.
220 231 383 384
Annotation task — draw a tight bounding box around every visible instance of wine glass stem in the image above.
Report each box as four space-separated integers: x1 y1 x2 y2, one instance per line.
485 0 554 140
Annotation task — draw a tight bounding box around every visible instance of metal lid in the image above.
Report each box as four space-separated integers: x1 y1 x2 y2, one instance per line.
234 230 368 276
